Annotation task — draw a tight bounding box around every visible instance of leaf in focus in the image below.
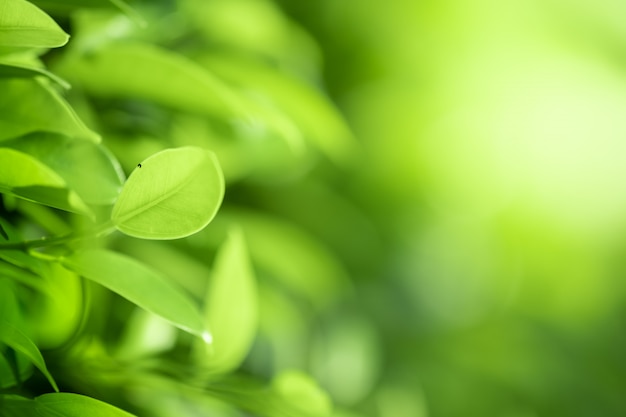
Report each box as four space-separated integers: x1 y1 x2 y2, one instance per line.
0 0 68 48
111 147 224 240
35 393 138 417
61 249 209 340
0 148 93 216
4 133 125 205
202 228 257 373
0 321 59 392
0 78 99 142
0 393 137 417
54 42 249 121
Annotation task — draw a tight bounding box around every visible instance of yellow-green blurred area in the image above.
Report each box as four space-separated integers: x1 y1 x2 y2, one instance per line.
279 0 626 416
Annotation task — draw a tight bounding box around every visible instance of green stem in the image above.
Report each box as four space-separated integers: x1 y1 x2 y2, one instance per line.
0 221 116 251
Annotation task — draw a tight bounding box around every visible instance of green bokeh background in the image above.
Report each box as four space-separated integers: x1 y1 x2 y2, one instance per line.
278 1 626 416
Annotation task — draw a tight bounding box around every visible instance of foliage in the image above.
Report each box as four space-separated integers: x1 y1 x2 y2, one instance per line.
0 0 359 416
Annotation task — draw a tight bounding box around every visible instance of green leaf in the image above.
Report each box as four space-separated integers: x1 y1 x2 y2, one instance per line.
111 147 224 240
200 54 356 165
61 248 209 340
197 209 351 310
0 56 70 89
0 148 93 216
25 263 83 349
29 0 131 16
0 393 137 417
54 42 249 121
0 78 100 142
36 393 137 417
202 228 257 373
0 0 68 48
0 395 38 417
4 133 125 205
0 223 7 240
0 350 34 388
0 321 59 392
272 370 332 417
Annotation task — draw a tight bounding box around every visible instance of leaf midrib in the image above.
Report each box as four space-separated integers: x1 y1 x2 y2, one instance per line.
114 165 198 226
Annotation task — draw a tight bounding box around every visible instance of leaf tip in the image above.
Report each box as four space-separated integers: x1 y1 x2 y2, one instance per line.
202 330 213 345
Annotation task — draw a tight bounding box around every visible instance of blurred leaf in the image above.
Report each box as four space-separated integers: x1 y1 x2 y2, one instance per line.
0 393 137 417
115 308 177 360
0 223 7 240
201 209 351 310
0 78 100 142
0 279 21 332
0 395 38 417
200 54 356 165
0 247 45 276
30 0 135 17
26 263 82 349
170 114 313 184
0 350 34 388
0 0 68 48
4 133 125 205
0 148 93 216
0 56 70 88
54 42 249 121
61 248 209 340
111 147 224 240
253 283 309 372
0 260 45 292
114 239 210 297
202 228 257 373
311 314 381 406
181 0 321 79
272 370 332 417
0 321 58 392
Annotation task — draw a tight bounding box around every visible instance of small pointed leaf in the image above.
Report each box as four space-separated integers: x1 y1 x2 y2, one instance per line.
61 249 208 339
0 78 99 142
0 321 58 392
111 147 224 239
0 148 93 216
4 133 125 205
202 228 257 372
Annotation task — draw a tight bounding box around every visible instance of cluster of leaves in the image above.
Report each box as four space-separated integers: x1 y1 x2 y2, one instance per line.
1 0 378 416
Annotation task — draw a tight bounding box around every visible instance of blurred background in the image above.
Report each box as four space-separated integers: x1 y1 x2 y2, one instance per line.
28 0 626 415
276 0 626 416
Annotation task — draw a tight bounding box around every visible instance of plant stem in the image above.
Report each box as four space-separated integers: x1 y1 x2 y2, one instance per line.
0 221 116 251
